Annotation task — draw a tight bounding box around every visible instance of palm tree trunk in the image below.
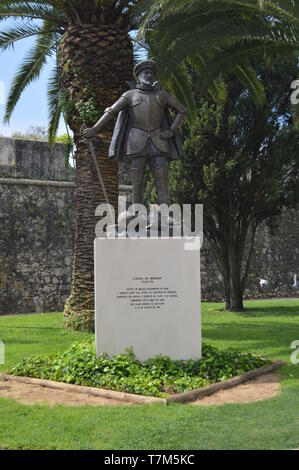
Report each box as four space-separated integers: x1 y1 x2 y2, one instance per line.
59 25 133 331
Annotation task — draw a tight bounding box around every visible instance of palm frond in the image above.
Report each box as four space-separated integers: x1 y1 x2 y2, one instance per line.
0 21 55 51
162 62 197 121
208 78 228 105
159 17 297 71
139 0 297 21
199 40 297 92
232 63 266 106
141 1 267 46
4 27 56 123
262 0 299 24
186 55 228 105
135 0 162 41
138 0 258 36
0 2 63 23
47 64 62 143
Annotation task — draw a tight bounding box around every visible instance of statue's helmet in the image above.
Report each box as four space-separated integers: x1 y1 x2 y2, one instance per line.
134 60 157 78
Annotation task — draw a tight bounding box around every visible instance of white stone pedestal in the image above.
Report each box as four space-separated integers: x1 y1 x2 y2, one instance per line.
94 237 201 361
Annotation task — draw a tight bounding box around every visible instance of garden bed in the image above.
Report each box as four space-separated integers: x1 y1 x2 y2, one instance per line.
1 361 284 406
7 340 283 402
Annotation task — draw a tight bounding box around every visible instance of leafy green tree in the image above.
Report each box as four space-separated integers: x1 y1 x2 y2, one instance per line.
12 125 48 140
170 53 299 310
55 133 74 168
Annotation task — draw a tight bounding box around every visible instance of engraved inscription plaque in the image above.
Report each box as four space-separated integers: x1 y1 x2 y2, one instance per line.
95 238 201 361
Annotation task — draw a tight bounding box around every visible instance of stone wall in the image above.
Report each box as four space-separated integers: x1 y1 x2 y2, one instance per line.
200 209 299 301
0 137 74 181
246 209 299 299
0 137 298 315
0 138 76 314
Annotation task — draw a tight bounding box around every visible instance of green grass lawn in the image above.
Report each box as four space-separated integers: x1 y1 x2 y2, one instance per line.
0 299 299 450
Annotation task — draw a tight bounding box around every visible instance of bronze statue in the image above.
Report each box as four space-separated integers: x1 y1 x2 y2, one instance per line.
83 60 187 206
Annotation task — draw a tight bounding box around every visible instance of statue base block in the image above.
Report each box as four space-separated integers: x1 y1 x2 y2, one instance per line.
94 237 201 361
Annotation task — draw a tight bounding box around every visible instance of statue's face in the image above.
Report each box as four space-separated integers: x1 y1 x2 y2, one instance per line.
138 67 155 86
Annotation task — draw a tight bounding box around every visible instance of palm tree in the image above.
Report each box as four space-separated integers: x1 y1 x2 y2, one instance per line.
137 0 299 106
0 1 137 331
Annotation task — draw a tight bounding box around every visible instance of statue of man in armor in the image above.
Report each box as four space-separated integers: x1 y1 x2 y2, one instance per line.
83 60 187 207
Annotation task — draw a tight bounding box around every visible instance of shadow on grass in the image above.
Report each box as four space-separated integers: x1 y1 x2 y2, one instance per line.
203 302 299 318
0 326 64 330
1 338 44 345
242 305 299 317
203 320 299 358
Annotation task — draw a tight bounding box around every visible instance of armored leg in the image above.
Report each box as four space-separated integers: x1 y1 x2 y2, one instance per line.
129 157 147 205
150 157 170 206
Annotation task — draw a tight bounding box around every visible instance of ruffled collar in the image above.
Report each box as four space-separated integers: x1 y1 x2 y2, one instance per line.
136 82 158 92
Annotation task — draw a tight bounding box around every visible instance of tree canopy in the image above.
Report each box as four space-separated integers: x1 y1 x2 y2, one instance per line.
170 51 299 310
138 0 299 112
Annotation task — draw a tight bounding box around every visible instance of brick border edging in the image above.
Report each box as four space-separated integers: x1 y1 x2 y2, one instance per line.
166 360 286 404
0 360 285 406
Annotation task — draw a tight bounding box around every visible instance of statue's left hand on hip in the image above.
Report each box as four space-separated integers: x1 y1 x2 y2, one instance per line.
160 129 174 140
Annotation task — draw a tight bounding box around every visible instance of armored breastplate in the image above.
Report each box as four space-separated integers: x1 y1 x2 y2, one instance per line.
126 90 170 156
129 90 165 131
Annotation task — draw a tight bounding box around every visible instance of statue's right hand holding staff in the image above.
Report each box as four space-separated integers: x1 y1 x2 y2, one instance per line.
82 126 98 139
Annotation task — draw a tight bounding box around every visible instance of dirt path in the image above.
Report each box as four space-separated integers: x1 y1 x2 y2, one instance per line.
192 373 280 406
0 373 280 407
0 377 133 407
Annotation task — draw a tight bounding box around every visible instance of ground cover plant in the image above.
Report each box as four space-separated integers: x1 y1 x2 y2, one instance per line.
10 340 270 397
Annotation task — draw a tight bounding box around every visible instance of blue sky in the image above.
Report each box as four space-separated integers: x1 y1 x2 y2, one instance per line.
0 25 65 137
